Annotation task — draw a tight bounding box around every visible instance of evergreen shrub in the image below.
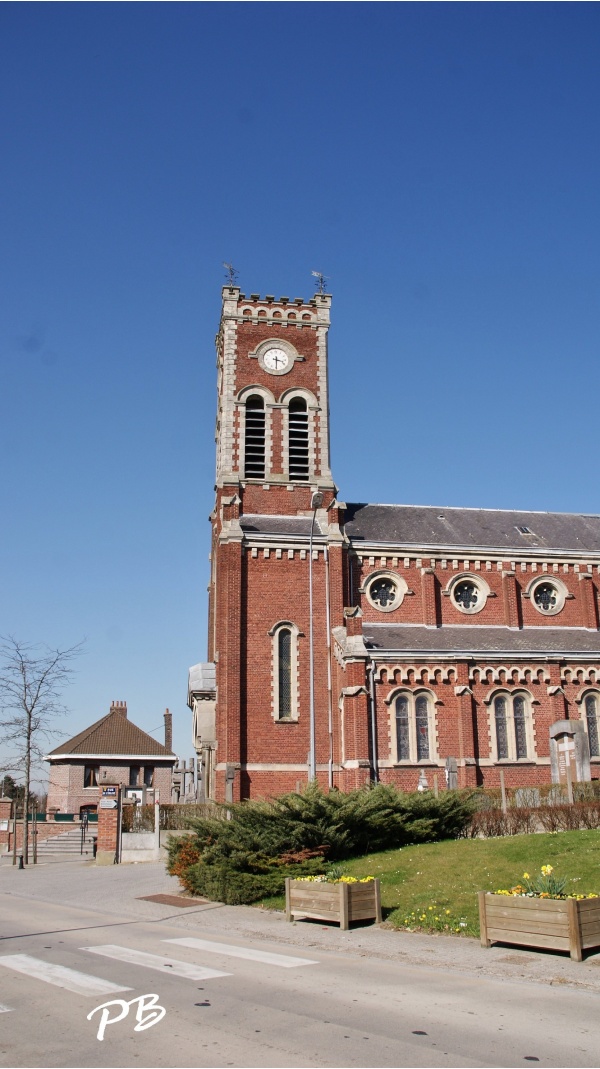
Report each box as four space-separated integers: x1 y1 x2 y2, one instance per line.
166 784 475 904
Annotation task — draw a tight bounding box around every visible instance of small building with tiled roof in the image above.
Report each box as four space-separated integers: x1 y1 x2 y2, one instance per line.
45 701 176 816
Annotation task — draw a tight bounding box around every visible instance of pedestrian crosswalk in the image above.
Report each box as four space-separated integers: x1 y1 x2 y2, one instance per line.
0 954 132 997
164 936 318 968
0 934 320 1013
82 944 230 981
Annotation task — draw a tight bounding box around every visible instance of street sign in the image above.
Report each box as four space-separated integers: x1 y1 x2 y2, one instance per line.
102 786 117 796
99 798 118 809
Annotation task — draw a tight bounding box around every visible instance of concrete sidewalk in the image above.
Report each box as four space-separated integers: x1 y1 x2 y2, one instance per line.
2 858 600 994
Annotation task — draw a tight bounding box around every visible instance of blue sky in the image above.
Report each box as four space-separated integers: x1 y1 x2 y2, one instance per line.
2 2 600 782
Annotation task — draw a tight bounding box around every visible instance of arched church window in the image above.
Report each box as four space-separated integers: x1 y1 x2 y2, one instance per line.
270 621 300 721
513 694 528 759
494 695 509 759
492 692 533 761
278 628 292 718
288 398 309 481
393 691 435 763
415 694 430 761
244 395 266 479
585 694 600 758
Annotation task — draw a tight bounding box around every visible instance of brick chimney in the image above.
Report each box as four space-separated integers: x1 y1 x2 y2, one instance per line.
110 700 127 717
164 708 173 751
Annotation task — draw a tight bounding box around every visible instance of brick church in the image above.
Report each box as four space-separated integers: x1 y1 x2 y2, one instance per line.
188 285 600 802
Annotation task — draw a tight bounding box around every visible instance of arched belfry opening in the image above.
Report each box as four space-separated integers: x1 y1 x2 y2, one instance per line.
288 397 309 481
244 395 266 479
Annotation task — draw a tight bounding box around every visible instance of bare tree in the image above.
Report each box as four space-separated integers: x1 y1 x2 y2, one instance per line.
0 636 83 862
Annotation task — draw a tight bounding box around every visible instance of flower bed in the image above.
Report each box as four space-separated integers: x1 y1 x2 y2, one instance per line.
479 866 600 961
285 875 381 930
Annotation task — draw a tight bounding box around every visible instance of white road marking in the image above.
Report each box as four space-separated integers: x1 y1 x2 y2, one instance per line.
0 955 132 997
0 1004 13 1013
81 944 230 981
164 937 319 968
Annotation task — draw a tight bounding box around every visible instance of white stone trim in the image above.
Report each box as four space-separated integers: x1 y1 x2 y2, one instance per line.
575 688 600 757
315 324 331 479
216 312 238 483
45 753 175 761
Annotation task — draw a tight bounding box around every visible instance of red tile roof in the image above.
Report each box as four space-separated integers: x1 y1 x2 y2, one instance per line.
46 708 175 759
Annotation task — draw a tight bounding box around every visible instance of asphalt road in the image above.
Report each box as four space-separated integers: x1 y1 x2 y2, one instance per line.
0 863 599 1068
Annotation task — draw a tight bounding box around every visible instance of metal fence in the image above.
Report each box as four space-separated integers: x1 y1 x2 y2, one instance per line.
121 802 223 833
469 780 600 811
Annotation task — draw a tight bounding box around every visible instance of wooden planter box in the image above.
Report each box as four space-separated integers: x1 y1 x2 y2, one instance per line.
479 891 600 961
285 878 381 930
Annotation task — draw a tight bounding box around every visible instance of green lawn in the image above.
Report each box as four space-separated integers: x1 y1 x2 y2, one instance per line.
258 830 600 936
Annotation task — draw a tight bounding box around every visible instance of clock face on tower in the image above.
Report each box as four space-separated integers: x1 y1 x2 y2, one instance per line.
263 347 289 372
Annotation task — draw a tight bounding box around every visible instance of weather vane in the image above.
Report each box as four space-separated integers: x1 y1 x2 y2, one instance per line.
223 262 239 286
311 270 329 294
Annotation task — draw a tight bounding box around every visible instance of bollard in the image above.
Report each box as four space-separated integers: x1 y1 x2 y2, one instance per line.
18 855 24 870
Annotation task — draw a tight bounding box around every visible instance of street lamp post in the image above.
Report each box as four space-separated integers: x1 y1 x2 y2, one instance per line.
308 491 324 782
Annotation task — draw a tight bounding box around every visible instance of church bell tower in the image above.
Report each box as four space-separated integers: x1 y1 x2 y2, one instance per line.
188 284 343 802
214 285 336 514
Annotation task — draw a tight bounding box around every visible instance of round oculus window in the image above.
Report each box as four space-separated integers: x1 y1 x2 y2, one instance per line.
364 572 407 613
533 581 559 614
369 577 397 608
448 574 488 614
453 580 479 611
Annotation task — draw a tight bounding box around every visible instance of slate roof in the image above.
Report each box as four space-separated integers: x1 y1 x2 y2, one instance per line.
343 504 600 554
46 709 176 759
240 515 325 537
239 505 600 554
362 623 600 657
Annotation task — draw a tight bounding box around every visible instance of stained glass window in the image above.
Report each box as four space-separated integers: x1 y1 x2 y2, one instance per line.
495 693 530 760
415 694 430 760
454 581 479 610
395 693 431 762
513 695 528 759
533 582 557 613
278 628 292 718
395 695 410 761
585 694 600 758
494 696 508 760
370 578 397 608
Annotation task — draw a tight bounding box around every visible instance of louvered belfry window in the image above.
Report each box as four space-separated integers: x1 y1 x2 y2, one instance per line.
244 395 266 479
288 398 309 481
278 628 292 718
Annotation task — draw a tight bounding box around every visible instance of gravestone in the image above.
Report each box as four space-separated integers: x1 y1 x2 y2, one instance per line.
445 756 458 790
550 720 590 785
